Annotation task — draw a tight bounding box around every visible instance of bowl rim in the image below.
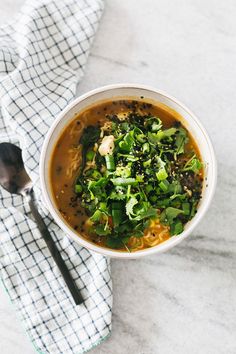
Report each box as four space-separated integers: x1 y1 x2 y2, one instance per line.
40 83 217 259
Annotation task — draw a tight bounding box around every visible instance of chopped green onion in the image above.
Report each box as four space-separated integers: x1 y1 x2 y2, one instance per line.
156 168 168 181
105 154 115 171
111 177 138 186
159 180 169 192
111 202 123 227
136 134 146 143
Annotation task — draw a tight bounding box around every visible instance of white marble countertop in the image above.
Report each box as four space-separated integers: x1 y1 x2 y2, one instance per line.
0 0 236 353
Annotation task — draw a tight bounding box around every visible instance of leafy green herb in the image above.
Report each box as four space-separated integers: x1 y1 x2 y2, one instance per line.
170 221 183 235
126 196 157 221
79 125 100 174
119 131 135 152
95 224 111 236
145 117 163 131
160 207 184 225
174 127 188 158
75 108 203 250
182 154 202 173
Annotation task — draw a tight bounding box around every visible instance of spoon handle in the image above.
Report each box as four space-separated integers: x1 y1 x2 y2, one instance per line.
28 191 83 305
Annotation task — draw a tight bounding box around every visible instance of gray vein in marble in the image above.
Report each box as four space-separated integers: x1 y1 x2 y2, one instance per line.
91 53 137 70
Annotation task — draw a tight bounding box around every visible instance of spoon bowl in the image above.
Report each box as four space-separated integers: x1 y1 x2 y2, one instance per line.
0 143 31 195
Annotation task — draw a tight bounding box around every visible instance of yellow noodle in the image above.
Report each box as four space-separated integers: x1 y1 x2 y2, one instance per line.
143 228 169 247
128 236 144 251
65 111 96 178
143 219 169 247
66 146 82 178
83 159 96 173
69 123 83 137
127 218 170 251
68 111 89 137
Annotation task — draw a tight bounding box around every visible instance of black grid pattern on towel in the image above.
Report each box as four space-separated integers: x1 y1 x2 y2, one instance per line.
0 1 112 353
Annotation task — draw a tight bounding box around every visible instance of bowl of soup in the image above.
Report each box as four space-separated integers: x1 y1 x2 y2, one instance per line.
40 84 217 258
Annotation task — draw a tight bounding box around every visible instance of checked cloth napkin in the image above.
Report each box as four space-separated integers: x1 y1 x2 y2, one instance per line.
0 0 113 353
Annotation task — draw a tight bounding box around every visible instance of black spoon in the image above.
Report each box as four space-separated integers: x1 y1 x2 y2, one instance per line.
0 142 83 305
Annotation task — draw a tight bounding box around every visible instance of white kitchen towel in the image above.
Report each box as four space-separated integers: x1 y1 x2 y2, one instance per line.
0 1 113 354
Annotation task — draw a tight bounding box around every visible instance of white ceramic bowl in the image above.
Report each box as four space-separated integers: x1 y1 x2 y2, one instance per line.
40 84 217 259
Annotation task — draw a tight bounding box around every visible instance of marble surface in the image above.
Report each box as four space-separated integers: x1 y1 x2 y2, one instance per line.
0 0 236 353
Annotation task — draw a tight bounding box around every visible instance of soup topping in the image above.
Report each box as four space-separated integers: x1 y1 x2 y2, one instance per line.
51 99 203 251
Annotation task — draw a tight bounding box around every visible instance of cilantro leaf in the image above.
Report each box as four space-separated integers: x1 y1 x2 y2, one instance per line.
126 196 157 221
170 221 184 235
174 127 188 156
160 207 184 225
119 131 135 152
182 155 202 173
126 196 139 218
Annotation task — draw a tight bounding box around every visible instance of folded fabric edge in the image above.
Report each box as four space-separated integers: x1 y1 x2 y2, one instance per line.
82 332 111 354
0 276 111 354
0 277 46 354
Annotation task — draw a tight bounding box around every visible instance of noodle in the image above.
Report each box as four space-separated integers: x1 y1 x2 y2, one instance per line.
128 219 170 251
65 119 85 178
65 114 107 178
66 145 82 178
68 110 90 137
128 236 145 251
83 159 96 173
143 229 169 247
143 219 169 247
69 122 83 137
